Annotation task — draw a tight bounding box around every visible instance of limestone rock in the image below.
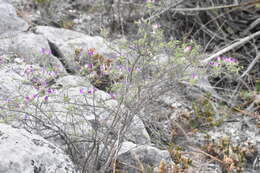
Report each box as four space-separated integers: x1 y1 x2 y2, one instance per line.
0 0 28 39
117 141 172 173
0 123 78 173
0 32 66 72
35 26 118 73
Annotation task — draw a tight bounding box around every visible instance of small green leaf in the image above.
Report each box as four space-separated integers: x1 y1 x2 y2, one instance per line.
256 79 260 94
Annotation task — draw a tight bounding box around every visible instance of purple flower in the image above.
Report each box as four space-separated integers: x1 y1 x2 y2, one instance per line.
41 81 48 87
109 93 116 99
101 71 108 76
47 88 54 94
184 46 192 53
25 96 30 103
209 61 214 65
222 57 230 62
117 65 124 71
80 88 84 94
85 64 93 69
192 73 198 79
4 99 10 105
136 67 142 72
47 49 52 55
41 48 52 55
88 48 96 56
41 48 46 55
231 58 238 63
88 88 97 94
44 95 49 101
213 62 220 66
0 57 4 64
33 94 39 98
24 113 29 120
25 66 34 74
41 68 46 73
88 52 94 56
216 56 222 61
48 71 57 78
224 57 237 63
31 77 39 83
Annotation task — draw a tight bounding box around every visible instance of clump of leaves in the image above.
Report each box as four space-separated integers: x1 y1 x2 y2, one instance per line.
74 48 124 92
202 137 258 173
190 97 224 129
167 146 192 172
157 159 189 173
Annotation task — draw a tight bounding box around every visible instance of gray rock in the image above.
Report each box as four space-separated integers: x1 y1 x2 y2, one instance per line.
0 123 78 173
0 0 28 39
0 64 36 100
117 141 172 173
0 32 66 72
35 26 118 73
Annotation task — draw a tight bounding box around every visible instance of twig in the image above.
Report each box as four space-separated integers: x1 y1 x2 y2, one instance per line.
201 30 260 65
233 106 260 118
189 146 225 164
143 0 185 22
243 17 260 35
239 52 260 79
170 0 260 12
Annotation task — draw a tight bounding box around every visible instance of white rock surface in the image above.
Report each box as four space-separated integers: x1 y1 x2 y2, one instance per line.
0 32 66 72
0 123 78 173
0 0 28 39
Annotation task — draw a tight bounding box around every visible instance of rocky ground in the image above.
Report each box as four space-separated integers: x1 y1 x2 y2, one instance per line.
0 0 260 173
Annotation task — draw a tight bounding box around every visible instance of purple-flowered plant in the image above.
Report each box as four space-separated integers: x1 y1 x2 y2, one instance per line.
88 48 96 56
209 56 238 67
24 113 29 120
33 94 39 98
109 93 116 99
41 48 52 55
184 46 192 53
25 66 34 74
87 88 97 94
44 95 49 102
85 64 93 69
47 88 54 94
80 88 84 94
192 73 198 79
25 96 31 104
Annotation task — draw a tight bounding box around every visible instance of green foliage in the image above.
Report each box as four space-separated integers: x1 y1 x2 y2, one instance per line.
256 79 260 94
35 0 50 3
190 96 225 129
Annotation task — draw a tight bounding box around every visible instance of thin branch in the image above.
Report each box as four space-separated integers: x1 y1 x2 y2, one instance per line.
239 52 260 79
201 30 260 65
171 0 260 12
143 0 185 22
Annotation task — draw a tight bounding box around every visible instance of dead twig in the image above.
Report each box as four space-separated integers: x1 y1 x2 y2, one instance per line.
239 52 260 79
189 146 225 164
201 30 260 65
